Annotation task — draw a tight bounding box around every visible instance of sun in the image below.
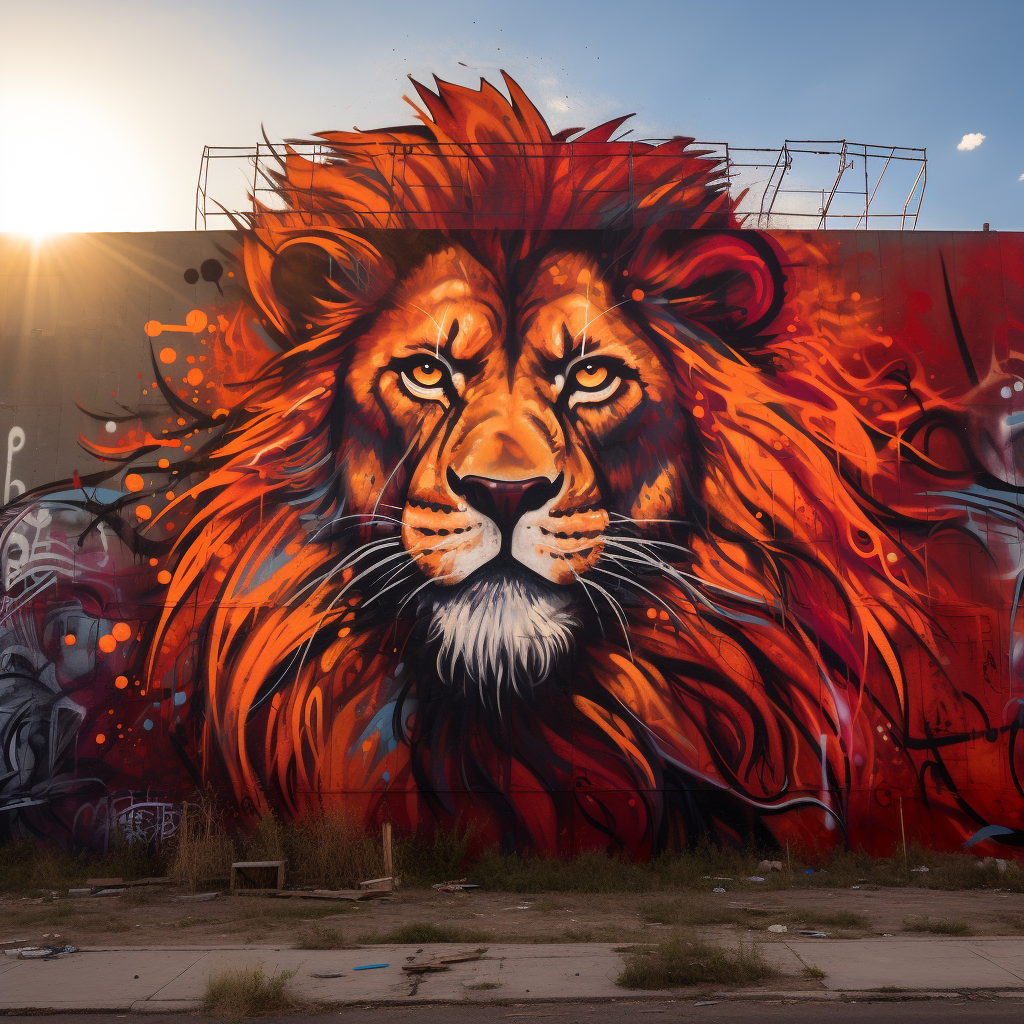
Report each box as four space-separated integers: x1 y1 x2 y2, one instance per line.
0 91 144 236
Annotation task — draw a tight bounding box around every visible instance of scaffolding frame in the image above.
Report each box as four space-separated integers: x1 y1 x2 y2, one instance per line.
194 138 926 232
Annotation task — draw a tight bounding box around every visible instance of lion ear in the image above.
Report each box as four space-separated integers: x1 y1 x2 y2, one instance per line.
631 234 782 338
245 233 393 345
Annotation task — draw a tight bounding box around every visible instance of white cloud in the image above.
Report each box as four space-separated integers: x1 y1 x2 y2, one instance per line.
958 133 985 151
1019 173 1024 181
546 98 569 113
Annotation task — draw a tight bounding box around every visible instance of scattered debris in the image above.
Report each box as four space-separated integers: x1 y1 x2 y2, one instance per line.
798 930 829 938
6 945 77 959
747 876 766 882
68 888 92 896
712 887 727 893
402 948 488 974
359 876 394 891
310 971 345 979
353 963 389 971
712 877 733 880
979 857 1011 873
85 876 171 888
851 885 861 889
273 888 390 901
92 888 125 897
174 892 219 902
1 939 28 950
695 1001 719 1007
432 879 480 892
757 860 783 873
767 924 788 933
911 866 930 873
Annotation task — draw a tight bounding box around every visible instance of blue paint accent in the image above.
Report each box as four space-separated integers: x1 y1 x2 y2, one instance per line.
353 700 399 758
174 691 187 706
963 824 1014 848
143 719 153 731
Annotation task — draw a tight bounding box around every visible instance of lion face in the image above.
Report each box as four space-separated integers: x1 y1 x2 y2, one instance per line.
343 243 686 690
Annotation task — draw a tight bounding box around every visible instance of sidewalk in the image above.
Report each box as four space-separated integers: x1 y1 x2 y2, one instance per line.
1 938 1022 1011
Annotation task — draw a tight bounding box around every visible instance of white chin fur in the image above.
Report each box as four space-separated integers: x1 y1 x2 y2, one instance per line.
426 576 579 693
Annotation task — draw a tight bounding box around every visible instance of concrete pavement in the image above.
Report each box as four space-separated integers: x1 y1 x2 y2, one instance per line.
0 938 1022 1011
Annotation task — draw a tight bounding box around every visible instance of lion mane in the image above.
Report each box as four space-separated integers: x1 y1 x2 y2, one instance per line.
86 74 1018 857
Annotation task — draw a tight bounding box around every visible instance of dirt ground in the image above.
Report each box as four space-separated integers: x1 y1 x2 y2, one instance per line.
3 883 1022 950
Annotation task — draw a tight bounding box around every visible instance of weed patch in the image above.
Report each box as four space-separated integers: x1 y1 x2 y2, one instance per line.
203 963 298 1017
296 923 354 949
358 922 492 944
617 932 778 989
169 794 235 893
902 917 973 936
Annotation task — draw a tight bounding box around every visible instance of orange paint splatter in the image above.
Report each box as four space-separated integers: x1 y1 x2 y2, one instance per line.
159 347 177 364
95 733 106 744
149 557 159 566
114 675 129 689
646 608 657 619
692 406 704 418
631 288 645 301
136 505 152 521
112 622 132 642
98 634 117 653
157 570 172 584
64 634 76 646
125 473 144 492
187 368 203 386
158 458 170 469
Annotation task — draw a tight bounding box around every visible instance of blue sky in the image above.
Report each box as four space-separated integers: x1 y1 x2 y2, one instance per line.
1 0 1020 233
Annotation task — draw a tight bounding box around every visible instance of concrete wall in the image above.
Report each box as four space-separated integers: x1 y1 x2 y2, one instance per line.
2 227 1023 860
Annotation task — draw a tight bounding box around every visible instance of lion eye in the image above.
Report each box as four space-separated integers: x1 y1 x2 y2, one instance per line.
573 363 609 390
566 357 625 408
399 356 452 402
411 362 444 387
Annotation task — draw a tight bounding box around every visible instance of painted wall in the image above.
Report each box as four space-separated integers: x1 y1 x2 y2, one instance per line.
2 77 1023 861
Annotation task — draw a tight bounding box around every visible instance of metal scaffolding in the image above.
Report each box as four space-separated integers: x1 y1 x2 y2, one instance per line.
194 138 926 232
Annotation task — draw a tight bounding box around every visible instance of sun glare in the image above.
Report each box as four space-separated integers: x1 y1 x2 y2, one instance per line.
0 92 145 236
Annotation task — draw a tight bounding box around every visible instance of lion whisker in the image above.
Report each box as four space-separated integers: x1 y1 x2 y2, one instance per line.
309 510 404 543
573 568 633 659
371 433 420 522
605 535 695 561
601 542 710 615
288 538 402 604
590 564 694 637
396 569 460 619
568 564 606 640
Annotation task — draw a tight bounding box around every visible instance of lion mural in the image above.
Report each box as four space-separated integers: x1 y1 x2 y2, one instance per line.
2 74 1022 857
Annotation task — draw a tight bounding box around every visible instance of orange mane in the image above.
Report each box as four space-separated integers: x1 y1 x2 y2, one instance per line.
89 75 1009 856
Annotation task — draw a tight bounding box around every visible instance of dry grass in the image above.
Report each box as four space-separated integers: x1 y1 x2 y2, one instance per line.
203 963 299 1017
358 922 493 944
295 923 354 949
617 932 778 989
263 811 381 890
902 916 974 936
168 794 236 893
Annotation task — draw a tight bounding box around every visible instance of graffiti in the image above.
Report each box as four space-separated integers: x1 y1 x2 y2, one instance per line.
4 426 25 505
1 74 1023 860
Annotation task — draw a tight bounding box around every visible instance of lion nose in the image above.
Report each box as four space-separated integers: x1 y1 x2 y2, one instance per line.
447 468 563 541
